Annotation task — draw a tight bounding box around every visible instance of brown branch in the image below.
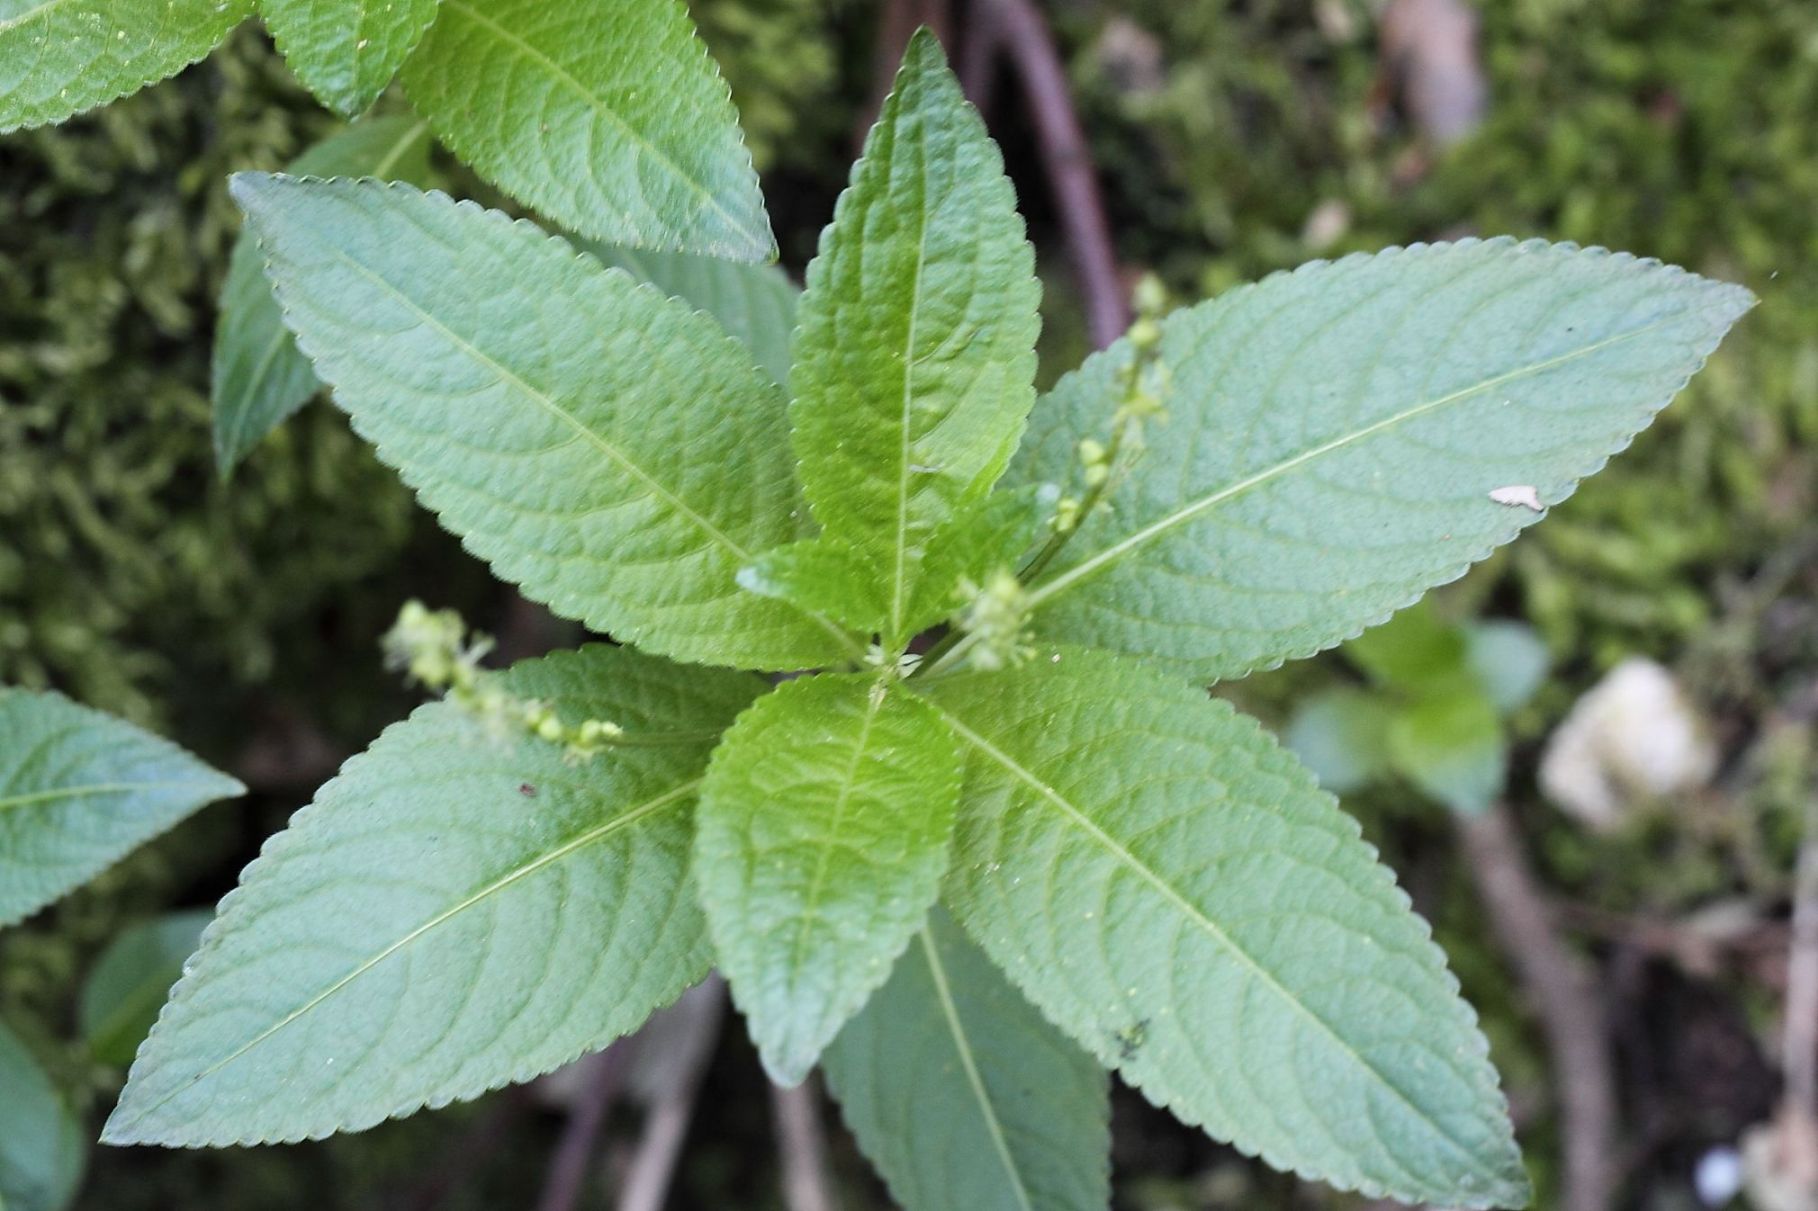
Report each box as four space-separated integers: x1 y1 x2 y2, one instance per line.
537 1044 632 1211
617 978 727 1211
1456 802 1618 1211
771 1077 840 1211
979 0 1129 349
857 0 955 153
957 0 1004 116
1782 748 1818 1114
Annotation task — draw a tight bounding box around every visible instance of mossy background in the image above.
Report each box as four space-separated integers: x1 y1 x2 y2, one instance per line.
2 1 1814 1208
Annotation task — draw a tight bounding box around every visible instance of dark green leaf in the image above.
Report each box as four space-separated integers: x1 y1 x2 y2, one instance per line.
213 115 435 472
0 0 250 132
0 689 242 928
0 1022 83 1211
400 0 773 259
231 174 860 669
581 243 798 386
1010 241 1752 683
105 646 759 1146
920 649 1530 1208
262 0 440 116
824 907 1110 1211
80 910 212 1067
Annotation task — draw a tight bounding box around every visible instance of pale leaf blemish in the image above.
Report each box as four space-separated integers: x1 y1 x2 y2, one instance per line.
1488 484 1544 512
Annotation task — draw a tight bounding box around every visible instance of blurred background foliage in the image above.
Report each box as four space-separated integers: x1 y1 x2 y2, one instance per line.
2 1 1815 1208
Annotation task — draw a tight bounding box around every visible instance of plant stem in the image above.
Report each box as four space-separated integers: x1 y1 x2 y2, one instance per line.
537 1045 631 1211
1456 801 1618 1211
772 1077 841 1211
979 0 1129 349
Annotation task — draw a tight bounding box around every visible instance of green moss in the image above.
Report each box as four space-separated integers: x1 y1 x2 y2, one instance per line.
0 29 419 729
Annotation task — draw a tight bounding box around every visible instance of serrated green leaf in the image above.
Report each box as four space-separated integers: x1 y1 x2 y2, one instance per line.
213 116 435 472
1011 241 1753 684
581 243 798 387
262 0 439 116
1464 621 1549 714
1387 690 1505 815
79 910 211 1067
823 907 1110 1211
0 0 251 133
231 174 860 670
695 675 961 1084
398 0 772 260
919 649 1530 1208
105 646 759 1147
1284 687 1391 796
0 1022 84 1211
791 31 1040 647
0 689 242 929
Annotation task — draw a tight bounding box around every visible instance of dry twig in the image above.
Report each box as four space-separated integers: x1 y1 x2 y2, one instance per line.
772 1077 841 1211
1457 802 1618 1211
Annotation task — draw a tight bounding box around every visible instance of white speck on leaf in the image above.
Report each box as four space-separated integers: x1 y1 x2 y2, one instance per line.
1489 484 1544 511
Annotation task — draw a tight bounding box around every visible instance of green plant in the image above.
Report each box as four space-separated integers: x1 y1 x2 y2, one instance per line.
82 26 1754 1209
1287 602 1551 815
0 687 241 1211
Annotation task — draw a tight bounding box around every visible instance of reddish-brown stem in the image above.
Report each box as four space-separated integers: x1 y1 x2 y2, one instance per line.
977 0 1129 348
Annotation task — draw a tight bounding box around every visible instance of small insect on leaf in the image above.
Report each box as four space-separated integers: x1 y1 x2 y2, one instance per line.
1488 484 1545 511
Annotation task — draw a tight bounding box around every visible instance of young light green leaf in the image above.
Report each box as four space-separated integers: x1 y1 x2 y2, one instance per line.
1347 601 1471 696
695 675 962 1085
231 174 859 670
1387 690 1506 815
0 689 243 928
920 649 1530 1209
738 540 888 638
80 910 211 1067
1011 241 1753 683
0 0 251 132
213 116 435 472
580 243 798 387
906 483 1053 634
823 907 1110 1211
105 646 759 1147
1465 621 1550 713
399 0 773 260
791 30 1040 647
1284 687 1392 796
262 0 440 117
0 1023 83 1211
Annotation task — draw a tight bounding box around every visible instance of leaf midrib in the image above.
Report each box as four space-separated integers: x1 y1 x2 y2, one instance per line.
326 247 861 660
108 777 700 1135
919 927 1036 1211
925 698 1497 1181
888 129 935 643
0 780 228 814
784 687 883 983
1026 315 1679 610
435 0 759 251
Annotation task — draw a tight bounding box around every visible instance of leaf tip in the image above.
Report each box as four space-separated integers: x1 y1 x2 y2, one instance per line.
227 170 284 218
